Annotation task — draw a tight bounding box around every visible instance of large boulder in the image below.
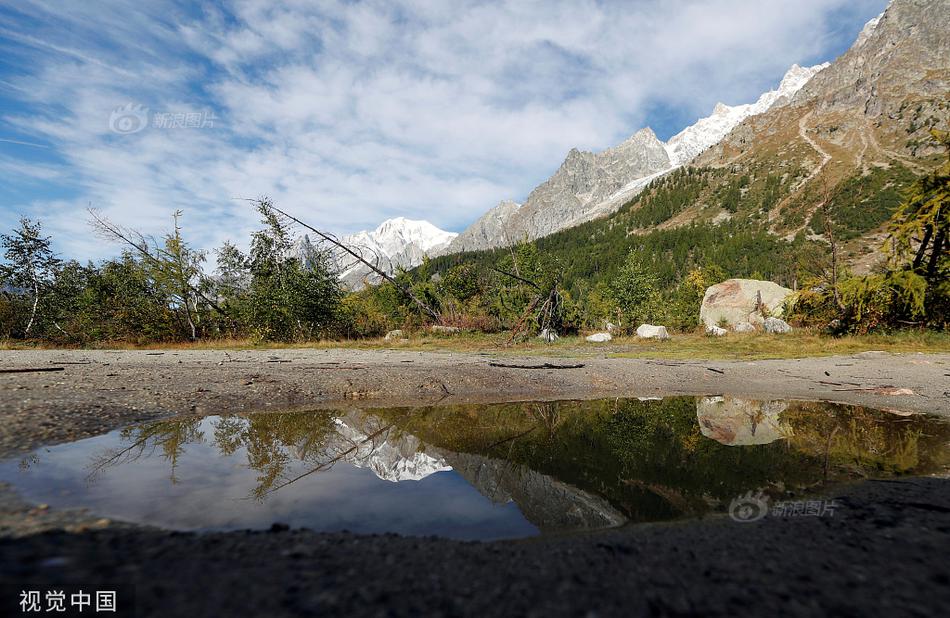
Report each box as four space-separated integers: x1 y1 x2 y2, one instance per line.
384 329 404 341
585 332 612 343
636 324 670 340
700 279 793 329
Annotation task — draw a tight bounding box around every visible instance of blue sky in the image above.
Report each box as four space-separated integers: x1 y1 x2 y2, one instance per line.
0 0 888 260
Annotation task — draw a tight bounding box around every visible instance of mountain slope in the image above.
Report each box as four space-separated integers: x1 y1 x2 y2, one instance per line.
441 63 827 254
422 0 948 299
694 0 950 269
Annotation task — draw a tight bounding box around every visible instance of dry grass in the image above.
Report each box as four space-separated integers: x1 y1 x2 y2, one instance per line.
1 329 947 361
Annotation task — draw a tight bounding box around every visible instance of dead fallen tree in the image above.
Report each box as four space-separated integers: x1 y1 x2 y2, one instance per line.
488 362 585 370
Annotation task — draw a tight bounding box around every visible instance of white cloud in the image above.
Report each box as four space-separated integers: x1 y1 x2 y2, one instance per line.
0 0 888 260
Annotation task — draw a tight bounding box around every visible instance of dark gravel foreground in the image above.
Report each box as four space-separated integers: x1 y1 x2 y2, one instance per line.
2 477 949 617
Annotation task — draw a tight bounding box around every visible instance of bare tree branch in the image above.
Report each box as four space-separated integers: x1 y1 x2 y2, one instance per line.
244 198 442 322
87 209 230 319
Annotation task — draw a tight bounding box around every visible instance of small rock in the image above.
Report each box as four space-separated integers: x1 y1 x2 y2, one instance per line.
538 328 559 343
636 324 670 340
763 317 792 334
430 325 460 335
384 329 404 341
586 333 612 343
734 322 756 333
706 325 727 337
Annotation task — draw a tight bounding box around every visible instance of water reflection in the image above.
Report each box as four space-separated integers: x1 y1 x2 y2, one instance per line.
697 397 792 446
3 397 948 540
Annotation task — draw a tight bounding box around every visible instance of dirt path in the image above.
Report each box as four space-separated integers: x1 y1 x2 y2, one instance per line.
797 110 833 185
769 110 833 229
1 348 947 458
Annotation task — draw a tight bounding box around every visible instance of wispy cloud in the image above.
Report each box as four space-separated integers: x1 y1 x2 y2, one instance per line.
0 0 887 260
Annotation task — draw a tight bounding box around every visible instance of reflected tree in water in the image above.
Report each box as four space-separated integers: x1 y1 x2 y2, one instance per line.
90 418 205 484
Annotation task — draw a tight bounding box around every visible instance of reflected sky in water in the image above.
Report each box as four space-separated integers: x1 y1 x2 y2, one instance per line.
2 397 948 540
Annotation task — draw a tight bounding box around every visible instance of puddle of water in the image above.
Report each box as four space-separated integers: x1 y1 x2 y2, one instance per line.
2 397 948 541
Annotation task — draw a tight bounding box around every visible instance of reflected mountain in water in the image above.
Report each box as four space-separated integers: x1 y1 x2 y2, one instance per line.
4 396 948 539
437 450 627 531
319 414 451 483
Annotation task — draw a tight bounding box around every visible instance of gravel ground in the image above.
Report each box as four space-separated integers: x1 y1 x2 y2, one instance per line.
0 348 948 617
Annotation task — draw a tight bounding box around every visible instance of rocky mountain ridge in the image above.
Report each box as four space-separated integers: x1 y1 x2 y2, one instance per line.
441 62 827 254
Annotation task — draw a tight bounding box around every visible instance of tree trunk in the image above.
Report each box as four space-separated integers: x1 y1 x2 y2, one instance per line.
24 266 38 336
913 223 934 270
925 225 946 279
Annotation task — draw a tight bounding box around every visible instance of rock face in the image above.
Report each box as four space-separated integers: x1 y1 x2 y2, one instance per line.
501 129 672 242
443 200 521 253
763 317 793 334
791 1 950 116
696 397 793 447
636 324 670 340
440 62 824 254
700 279 793 329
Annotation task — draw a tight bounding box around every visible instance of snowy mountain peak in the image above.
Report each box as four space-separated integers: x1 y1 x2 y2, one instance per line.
369 217 457 253
665 62 827 166
331 217 457 289
854 11 884 49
